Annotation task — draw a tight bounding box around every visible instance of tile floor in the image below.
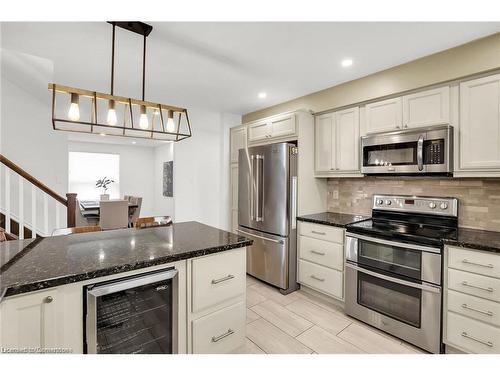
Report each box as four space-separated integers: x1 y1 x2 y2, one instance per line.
232 275 427 354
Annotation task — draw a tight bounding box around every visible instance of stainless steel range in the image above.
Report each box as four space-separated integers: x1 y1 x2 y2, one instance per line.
345 194 459 353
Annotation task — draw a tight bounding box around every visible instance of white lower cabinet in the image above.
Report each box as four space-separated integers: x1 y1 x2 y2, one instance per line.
444 246 500 353
297 222 345 301
192 302 246 354
0 288 62 352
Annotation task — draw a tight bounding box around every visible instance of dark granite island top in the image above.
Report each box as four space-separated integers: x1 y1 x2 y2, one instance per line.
296 212 370 228
444 227 500 254
0 221 252 299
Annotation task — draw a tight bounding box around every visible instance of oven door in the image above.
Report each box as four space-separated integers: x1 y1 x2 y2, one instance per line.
345 233 441 284
345 262 442 353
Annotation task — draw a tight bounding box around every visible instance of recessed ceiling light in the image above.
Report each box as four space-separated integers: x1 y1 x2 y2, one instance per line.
258 92 267 99
132 141 137 144
341 58 353 68
100 133 106 136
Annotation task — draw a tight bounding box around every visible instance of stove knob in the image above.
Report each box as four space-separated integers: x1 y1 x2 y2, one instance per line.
428 202 437 209
377 199 384 205
440 202 448 210
385 200 392 206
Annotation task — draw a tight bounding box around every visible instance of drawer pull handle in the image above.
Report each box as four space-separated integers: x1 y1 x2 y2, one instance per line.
461 281 494 293
212 329 234 343
310 250 326 256
310 275 325 282
212 274 235 285
461 303 493 317
461 332 493 348
462 259 494 269
311 231 326 235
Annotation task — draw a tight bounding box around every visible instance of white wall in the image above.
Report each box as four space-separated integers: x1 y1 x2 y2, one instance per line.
68 141 156 217
173 108 240 230
153 143 174 218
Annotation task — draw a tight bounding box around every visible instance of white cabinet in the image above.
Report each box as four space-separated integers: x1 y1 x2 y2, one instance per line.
0 288 62 351
402 86 450 129
248 113 297 144
314 107 360 176
458 74 500 172
444 246 500 353
365 97 402 134
230 125 247 163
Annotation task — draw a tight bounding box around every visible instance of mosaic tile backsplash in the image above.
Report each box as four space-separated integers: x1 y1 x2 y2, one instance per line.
327 178 500 232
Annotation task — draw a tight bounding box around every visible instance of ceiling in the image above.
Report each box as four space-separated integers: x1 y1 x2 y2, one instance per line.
2 22 500 117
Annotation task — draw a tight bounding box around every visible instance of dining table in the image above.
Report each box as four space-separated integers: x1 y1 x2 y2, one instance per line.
79 200 139 221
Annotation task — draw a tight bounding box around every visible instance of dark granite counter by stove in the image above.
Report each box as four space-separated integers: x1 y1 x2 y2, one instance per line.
443 227 500 254
0 221 252 299
296 212 370 228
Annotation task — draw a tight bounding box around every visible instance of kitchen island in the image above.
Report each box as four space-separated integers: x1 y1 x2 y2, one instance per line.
0 222 251 354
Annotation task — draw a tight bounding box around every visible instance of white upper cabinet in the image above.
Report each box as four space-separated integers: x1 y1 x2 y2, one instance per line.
314 113 334 172
402 86 450 129
315 107 360 176
248 113 297 144
365 97 402 134
336 107 360 172
230 126 247 164
459 74 500 171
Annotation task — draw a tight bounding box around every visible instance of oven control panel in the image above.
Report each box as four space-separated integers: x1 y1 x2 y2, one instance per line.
373 195 458 217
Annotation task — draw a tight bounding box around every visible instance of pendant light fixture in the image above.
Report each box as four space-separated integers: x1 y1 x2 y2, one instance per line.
49 22 192 142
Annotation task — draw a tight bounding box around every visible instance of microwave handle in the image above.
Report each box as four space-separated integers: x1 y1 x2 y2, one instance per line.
417 135 424 171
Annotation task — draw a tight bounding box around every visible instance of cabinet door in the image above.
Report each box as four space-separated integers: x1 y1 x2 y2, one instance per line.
270 114 296 138
1 289 60 350
403 86 450 129
336 107 360 172
365 97 402 134
315 114 334 172
460 74 500 170
230 126 247 163
248 120 270 143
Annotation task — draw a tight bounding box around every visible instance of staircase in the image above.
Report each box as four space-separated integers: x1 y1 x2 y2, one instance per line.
0 154 77 240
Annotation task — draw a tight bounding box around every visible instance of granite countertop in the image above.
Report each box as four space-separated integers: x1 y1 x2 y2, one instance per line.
296 212 370 228
444 227 500 254
0 221 252 299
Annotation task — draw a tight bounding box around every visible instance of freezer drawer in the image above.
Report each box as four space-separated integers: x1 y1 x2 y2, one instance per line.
238 227 288 289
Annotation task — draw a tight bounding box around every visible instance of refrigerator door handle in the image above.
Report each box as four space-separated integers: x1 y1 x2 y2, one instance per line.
255 155 264 222
237 229 284 244
250 155 255 221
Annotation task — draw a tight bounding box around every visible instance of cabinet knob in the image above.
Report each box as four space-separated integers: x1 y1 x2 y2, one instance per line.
44 296 53 303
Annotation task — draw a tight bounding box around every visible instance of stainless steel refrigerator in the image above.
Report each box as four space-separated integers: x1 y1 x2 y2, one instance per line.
238 142 298 295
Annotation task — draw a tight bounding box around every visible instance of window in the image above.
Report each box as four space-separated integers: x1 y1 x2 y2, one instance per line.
69 152 120 200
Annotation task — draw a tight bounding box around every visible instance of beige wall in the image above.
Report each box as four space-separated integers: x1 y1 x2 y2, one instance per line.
327 178 500 232
243 32 500 123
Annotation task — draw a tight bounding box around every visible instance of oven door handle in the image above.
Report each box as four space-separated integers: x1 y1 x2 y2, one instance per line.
346 232 441 254
345 262 441 293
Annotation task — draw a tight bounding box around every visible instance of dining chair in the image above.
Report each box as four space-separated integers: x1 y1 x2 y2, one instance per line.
99 200 129 230
0 229 7 242
52 226 102 236
135 216 172 229
128 196 143 227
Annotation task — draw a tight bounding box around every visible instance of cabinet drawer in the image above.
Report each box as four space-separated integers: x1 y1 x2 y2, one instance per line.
446 311 500 354
447 290 500 327
192 302 246 354
298 222 344 244
448 247 500 279
298 235 343 271
448 268 500 302
298 259 343 300
192 249 246 313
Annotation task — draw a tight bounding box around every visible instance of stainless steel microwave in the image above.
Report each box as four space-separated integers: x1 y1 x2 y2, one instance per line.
361 125 453 175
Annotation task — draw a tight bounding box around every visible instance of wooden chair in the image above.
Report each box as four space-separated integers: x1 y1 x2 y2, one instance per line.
52 226 102 236
135 216 172 229
99 200 129 230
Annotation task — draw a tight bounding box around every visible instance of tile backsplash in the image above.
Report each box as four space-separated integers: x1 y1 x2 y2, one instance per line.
327 177 500 231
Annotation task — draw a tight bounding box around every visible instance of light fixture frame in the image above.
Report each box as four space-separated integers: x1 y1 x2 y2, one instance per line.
48 21 192 142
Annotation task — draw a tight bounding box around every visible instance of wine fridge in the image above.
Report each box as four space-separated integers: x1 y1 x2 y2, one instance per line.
84 268 178 354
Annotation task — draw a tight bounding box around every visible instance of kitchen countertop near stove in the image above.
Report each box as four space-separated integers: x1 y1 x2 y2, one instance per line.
296 212 370 228
0 221 252 299
444 227 500 254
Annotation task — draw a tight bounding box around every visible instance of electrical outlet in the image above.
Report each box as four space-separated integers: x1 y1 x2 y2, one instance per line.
332 191 339 200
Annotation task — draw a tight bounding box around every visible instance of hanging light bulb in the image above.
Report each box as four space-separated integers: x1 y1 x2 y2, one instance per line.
166 110 175 132
139 105 149 129
107 100 117 126
68 93 80 121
